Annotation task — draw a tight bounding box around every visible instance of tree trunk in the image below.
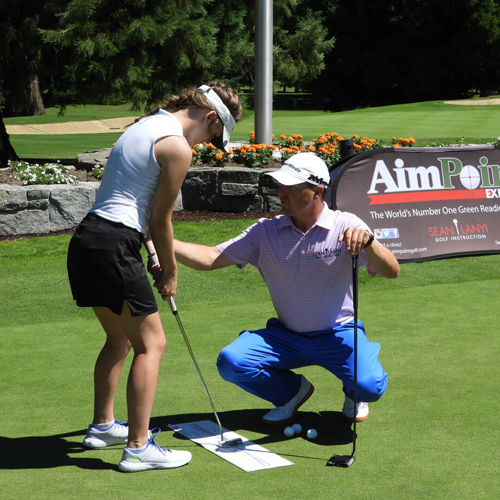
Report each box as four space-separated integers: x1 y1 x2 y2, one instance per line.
4 73 46 117
0 108 19 168
29 75 45 116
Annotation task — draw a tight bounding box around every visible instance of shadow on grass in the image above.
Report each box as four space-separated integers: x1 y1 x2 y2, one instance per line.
0 409 354 470
152 408 355 451
0 430 117 471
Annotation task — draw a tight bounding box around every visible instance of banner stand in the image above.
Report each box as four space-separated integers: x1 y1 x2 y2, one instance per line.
327 146 500 263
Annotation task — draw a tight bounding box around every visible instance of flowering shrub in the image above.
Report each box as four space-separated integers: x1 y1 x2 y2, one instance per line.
8 160 76 185
391 136 416 147
309 133 383 167
277 134 304 149
352 134 382 151
190 131 416 169
191 143 231 166
233 144 276 168
311 132 342 167
92 165 105 180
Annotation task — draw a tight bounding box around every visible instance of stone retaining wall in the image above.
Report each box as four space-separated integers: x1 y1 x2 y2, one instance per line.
0 182 100 237
182 166 280 212
0 167 279 237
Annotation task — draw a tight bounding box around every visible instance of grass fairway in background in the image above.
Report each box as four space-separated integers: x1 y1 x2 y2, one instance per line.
10 133 123 161
1 221 499 500
4 103 143 124
6 99 500 160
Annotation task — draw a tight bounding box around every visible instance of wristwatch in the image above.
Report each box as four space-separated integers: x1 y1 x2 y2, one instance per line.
365 230 375 248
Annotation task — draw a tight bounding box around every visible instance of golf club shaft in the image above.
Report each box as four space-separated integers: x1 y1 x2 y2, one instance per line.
326 254 359 467
169 297 224 442
352 254 358 457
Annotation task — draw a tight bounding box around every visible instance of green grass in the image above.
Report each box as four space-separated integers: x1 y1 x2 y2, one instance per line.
1 221 499 500
10 133 123 161
6 99 500 160
3 103 143 124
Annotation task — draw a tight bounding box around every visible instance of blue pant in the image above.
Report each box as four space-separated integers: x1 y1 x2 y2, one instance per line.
217 318 388 407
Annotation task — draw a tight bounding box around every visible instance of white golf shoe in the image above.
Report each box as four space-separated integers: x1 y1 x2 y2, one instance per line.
262 375 314 425
342 396 369 422
83 420 129 448
118 429 192 472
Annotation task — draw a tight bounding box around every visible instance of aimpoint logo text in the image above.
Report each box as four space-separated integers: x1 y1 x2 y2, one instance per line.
368 156 500 205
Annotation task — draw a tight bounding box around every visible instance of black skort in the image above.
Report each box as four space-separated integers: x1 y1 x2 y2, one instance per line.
67 212 158 317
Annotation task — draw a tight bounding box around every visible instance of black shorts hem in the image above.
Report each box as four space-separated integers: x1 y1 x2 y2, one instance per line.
74 299 158 317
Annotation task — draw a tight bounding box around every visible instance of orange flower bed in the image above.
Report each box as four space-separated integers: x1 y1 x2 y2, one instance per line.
191 132 415 168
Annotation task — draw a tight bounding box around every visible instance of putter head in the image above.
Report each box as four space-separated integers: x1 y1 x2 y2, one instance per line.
218 437 243 448
326 454 355 468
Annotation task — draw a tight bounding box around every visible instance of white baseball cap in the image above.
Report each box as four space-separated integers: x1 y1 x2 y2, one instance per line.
265 152 330 187
198 84 235 152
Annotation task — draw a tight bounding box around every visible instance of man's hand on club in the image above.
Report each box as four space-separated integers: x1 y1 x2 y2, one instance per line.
339 227 373 256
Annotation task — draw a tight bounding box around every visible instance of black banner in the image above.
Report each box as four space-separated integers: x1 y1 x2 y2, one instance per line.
327 147 500 263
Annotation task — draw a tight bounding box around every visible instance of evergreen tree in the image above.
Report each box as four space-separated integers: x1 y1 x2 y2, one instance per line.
40 0 220 108
0 0 61 116
311 0 500 109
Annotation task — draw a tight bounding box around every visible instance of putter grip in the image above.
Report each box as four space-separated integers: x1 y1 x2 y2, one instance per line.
169 297 178 314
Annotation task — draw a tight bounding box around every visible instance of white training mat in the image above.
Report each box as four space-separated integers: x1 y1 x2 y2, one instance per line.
168 420 294 472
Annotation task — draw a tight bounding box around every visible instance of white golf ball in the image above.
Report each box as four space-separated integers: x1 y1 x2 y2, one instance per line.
284 426 295 437
306 428 318 440
292 423 302 434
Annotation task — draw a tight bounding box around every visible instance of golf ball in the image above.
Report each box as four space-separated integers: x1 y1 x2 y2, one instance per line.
306 428 318 440
292 423 302 434
284 426 295 437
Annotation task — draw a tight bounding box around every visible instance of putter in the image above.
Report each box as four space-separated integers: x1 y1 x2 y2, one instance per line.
326 254 358 468
168 297 243 448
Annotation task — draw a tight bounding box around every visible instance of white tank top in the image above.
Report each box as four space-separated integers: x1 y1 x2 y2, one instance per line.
91 109 185 234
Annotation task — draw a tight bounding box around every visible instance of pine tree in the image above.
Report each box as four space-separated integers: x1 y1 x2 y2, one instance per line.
0 0 59 116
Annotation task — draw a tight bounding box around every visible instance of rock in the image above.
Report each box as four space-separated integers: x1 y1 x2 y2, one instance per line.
182 168 220 210
219 167 260 184
221 183 259 196
0 209 50 236
48 183 99 231
77 148 111 171
0 185 28 212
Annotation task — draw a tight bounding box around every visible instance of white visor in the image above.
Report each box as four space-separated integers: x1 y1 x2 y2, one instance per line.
198 84 235 151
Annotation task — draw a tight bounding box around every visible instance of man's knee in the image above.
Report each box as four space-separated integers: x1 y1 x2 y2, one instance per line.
216 345 242 382
216 343 261 384
356 372 388 402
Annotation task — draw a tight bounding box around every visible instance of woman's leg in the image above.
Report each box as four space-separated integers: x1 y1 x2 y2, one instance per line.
93 303 166 448
92 307 132 424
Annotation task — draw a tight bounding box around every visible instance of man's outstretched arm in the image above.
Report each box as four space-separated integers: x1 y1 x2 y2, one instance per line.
174 239 235 271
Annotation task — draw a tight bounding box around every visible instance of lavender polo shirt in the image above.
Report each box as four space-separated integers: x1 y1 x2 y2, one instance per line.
216 203 372 333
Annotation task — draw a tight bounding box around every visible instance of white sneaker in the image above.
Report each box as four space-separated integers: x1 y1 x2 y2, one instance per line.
83 420 129 448
262 375 314 425
342 396 369 422
118 429 192 472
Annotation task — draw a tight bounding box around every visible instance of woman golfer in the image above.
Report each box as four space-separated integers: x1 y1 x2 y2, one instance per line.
67 81 242 472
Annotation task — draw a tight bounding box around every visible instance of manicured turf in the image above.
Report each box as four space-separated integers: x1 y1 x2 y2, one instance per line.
10 133 123 161
1 221 499 499
3 103 143 124
6 99 500 160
